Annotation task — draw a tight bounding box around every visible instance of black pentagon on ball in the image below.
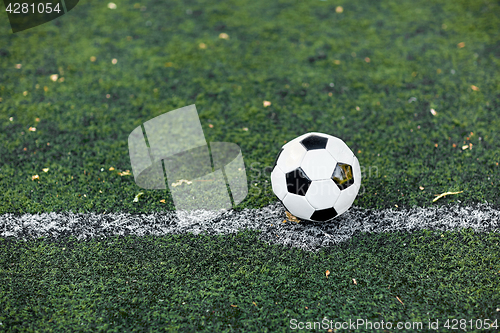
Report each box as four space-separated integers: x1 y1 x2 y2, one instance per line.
286 167 311 196
310 207 338 221
331 162 354 190
300 135 328 150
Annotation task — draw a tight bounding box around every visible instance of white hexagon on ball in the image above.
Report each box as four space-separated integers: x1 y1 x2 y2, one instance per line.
305 179 340 210
326 137 354 165
283 193 315 220
271 167 288 201
300 150 336 180
276 140 307 173
334 183 360 215
352 156 362 187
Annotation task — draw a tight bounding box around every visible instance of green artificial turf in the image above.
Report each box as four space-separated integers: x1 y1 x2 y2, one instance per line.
1 230 499 332
1 0 500 331
0 0 499 213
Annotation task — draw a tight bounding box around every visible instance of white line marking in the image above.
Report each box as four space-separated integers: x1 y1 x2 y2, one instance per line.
1 202 499 251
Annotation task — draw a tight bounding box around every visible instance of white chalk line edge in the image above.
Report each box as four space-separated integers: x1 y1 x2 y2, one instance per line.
1 202 499 251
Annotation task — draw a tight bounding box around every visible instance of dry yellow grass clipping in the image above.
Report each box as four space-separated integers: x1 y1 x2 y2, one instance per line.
285 211 300 223
432 191 463 202
171 179 193 187
133 192 144 202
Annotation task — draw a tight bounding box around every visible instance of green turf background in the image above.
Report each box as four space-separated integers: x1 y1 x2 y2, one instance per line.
1 230 499 332
0 0 499 214
1 0 500 331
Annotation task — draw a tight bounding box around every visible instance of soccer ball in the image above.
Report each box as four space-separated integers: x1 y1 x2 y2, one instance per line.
271 132 361 222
